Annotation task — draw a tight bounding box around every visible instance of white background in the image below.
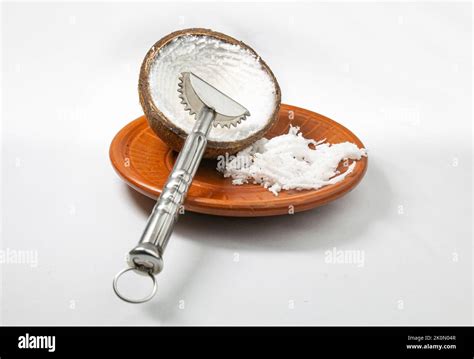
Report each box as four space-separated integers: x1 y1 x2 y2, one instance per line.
1 1 472 325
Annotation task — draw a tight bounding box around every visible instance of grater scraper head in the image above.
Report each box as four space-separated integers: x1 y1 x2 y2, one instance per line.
178 72 250 128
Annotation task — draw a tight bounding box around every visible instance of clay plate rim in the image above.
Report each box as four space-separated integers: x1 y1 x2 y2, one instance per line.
109 104 368 217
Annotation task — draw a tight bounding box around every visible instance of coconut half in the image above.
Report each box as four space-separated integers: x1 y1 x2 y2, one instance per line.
139 28 281 158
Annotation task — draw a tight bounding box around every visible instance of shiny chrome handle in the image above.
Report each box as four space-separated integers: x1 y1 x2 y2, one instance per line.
112 107 215 304
129 107 215 274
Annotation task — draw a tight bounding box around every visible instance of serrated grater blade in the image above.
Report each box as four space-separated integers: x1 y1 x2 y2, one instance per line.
178 72 250 128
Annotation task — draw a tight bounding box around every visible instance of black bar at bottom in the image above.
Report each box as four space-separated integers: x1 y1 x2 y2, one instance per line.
0 326 473 357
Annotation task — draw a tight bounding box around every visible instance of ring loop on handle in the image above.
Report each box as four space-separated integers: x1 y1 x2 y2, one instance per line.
113 267 157 304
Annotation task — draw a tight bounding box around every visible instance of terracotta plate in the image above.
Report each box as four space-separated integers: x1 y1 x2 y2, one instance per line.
110 104 368 217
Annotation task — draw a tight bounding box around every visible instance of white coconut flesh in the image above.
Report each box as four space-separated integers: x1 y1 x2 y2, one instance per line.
148 35 278 142
219 126 368 196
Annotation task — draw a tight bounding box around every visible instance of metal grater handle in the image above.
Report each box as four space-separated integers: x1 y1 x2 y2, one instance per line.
127 107 215 275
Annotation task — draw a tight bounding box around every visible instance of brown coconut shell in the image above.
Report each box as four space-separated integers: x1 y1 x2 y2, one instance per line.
138 28 281 158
